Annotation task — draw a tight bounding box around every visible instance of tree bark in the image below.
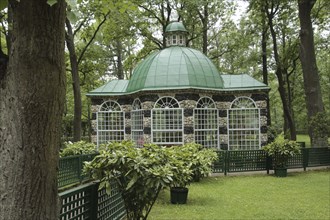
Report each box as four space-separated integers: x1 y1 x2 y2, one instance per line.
66 18 82 142
265 1 296 140
298 0 327 147
116 38 124 79
197 3 209 55
261 11 271 126
0 0 66 219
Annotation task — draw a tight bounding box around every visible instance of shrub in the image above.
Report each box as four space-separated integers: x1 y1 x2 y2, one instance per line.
60 141 97 157
84 141 217 220
263 135 301 168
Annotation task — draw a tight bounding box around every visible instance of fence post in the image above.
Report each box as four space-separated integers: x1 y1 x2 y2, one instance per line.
302 148 309 171
78 155 83 183
266 154 272 174
89 182 99 220
224 151 228 176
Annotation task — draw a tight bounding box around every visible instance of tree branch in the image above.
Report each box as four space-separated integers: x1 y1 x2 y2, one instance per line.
77 11 110 65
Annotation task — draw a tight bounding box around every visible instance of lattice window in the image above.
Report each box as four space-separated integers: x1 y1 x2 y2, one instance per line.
152 97 183 145
179 35 184 45
194 97 219 148
172 34 177 44
97 101 125 147
131 99 144 147
228 97 260 150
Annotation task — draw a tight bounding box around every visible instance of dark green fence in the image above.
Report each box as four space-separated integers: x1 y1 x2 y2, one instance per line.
58 153 98 188
213 148 330 175
59 180 126 220
58 154 126 220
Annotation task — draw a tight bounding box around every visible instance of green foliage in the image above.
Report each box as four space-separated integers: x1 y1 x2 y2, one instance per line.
0 0 7 10
263 135 301 168
309 112 330 138
267 125 279 143
83 141 217 220
60 141 97 157
169 143 218 184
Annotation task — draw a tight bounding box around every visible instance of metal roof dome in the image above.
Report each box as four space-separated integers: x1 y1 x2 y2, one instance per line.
165 21 188 33
126 46 224 93
86 22 269 97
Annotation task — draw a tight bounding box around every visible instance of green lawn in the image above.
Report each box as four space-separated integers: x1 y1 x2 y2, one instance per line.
149 169 330 220
297 134 311 147
296 134 330 147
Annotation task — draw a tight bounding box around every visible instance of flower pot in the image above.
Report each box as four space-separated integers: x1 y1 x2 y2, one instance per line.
170 187 188 204
274 167 287 177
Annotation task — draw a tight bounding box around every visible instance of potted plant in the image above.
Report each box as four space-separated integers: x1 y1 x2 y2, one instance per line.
263 135 301 177
167 143 217 204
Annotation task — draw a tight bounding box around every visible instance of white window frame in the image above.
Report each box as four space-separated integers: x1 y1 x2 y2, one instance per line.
172 34 177 45
179 34 184 45
97 100 125 148
131 99 144 147
227 96 260 150
151 96 183 145
194 97 219 149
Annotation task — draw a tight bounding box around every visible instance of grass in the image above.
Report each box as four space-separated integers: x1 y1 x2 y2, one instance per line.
149 169 330 220
296 134 330 148
296 134 311 147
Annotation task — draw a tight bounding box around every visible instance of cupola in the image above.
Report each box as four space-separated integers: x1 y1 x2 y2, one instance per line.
165 21 188 47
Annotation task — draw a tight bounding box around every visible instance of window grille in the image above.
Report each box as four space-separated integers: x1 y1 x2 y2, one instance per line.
179 35 184 45
172 34 177 44
194 97 219 148
97 101 125 147
228 97 260 150
167 35 171 46
152 97 183 145
131 99 144 147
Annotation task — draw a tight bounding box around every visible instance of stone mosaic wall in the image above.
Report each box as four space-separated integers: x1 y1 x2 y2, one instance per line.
90 90 269 149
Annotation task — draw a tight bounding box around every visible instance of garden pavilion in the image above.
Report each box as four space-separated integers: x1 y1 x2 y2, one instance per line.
87 22 270 150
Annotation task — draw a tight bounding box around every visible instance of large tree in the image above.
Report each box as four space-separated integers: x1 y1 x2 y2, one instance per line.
0 0 66 219
297 0 327 147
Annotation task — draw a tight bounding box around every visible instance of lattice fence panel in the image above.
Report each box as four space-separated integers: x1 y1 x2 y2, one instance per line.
212 151 225 173
97 180 126 220
58 156 80 188
227 150 268 172
307 148 330 167
287 153 303 168
59 183 94 220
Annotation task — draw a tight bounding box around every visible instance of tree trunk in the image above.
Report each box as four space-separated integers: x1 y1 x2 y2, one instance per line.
266 3 296 140
66 19 82 142
0 1 66 219
261 12 271 126
116 38 124 79
298 0 327 147
198 3 209 55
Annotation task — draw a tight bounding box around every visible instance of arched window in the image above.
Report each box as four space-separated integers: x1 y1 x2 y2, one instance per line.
131 99 144 147
228 97 260 150
194 97 218 148
152 97 183 145
97 100 125 147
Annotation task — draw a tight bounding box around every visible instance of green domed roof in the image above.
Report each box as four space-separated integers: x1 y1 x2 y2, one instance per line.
165 22 188 33
126 46 224 93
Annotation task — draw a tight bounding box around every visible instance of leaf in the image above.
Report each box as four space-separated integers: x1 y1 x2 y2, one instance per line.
47 0 57 6
66 0 76 8
126 174 138 190
67 11 78 23
0 0 8 11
